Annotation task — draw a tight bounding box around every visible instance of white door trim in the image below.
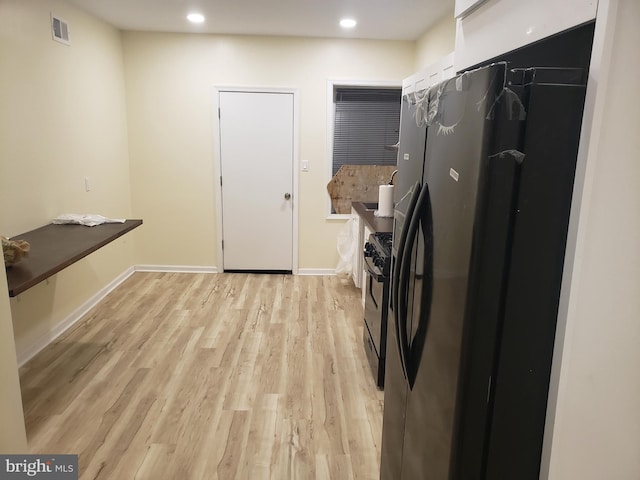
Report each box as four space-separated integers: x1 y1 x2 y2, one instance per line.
212 86 299 274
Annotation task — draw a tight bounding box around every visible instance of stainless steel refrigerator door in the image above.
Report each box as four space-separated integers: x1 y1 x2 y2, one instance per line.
381 181 421 480
381 91 426 479
394 95 427 207
399 64 507 480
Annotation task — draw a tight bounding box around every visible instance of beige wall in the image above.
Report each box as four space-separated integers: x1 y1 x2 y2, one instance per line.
545 0 640 477
0 0 135 361
122 33 415 270
415 11 456 70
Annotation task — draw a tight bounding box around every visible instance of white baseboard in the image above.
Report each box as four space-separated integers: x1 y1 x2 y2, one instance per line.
133 265 332 275
134 265 218 273
17 266 135 367
297 268 336 276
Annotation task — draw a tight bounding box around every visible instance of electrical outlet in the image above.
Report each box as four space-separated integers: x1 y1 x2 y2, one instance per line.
85 176 91 192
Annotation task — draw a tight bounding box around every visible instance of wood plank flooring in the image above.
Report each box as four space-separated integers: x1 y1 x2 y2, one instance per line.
19 273 384 479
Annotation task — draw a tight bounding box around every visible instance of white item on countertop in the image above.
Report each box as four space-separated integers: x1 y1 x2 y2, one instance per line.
376 185 395 218
52 214 126 227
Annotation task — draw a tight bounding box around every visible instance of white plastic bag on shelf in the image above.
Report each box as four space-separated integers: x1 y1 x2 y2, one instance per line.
336 217 355 281
52 213 125 227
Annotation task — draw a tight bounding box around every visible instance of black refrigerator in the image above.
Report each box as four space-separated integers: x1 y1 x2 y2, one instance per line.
380 63 587 479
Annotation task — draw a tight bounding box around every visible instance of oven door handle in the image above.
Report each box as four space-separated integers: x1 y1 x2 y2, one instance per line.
392 181 421 381
363 256 386 282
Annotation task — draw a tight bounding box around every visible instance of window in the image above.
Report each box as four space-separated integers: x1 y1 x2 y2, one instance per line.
327 82 401 215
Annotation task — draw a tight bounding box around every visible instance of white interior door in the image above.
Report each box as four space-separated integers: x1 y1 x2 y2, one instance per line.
219 91 294 271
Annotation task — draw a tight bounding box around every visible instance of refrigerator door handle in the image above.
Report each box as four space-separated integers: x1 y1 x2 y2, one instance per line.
398 181 432 387
392 181 421 381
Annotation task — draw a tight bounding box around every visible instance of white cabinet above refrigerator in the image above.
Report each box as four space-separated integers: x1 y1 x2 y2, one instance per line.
454 0 598 71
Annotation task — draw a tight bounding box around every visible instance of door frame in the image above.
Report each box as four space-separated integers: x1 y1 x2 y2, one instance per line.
212 86 300 274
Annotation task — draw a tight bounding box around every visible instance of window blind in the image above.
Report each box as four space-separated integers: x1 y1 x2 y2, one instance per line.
332 87 401 176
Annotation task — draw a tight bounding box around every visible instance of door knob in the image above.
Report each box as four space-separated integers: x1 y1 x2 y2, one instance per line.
284 193 291 200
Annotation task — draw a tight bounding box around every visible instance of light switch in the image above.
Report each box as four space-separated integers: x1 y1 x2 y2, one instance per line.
301 161 309 172
85 176 91 192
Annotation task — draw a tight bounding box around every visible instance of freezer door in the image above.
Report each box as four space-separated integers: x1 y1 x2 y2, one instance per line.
394 94 427 207
381 90 426 480
380 318 410 480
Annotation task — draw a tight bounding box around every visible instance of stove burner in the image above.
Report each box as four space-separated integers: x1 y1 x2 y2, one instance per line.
364 232 393 279
373 232 393 254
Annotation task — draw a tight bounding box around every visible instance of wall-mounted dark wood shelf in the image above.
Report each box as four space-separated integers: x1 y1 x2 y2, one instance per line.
5 219 142 297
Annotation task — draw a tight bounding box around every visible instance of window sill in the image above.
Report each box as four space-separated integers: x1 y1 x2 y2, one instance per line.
326 214 352 221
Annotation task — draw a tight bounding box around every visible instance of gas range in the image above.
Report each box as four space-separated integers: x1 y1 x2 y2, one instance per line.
364 232 393 279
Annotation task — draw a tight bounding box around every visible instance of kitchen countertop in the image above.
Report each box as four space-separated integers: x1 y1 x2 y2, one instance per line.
352 202 394 234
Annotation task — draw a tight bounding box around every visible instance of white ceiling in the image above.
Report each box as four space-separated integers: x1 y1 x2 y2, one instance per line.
66 0 455 41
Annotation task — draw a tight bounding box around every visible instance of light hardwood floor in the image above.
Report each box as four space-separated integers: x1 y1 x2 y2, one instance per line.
19 273 384 479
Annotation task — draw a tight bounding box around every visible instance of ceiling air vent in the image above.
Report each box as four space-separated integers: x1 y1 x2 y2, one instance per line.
51 14 70 45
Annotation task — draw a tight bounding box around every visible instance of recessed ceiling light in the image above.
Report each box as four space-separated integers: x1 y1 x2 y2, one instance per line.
187 13 205 24
340 18 357 28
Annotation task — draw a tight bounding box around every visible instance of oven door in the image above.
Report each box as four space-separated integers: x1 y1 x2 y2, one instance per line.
363 256 387 358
